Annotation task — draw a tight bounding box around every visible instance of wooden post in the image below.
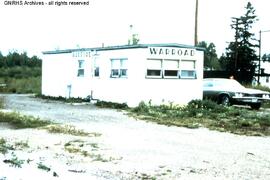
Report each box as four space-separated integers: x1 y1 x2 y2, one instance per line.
194 0 198 46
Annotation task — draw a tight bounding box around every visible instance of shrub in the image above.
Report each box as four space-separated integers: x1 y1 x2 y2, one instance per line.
36 94 91 103
132 101 149 113
95 100 128 109
187 99 225 112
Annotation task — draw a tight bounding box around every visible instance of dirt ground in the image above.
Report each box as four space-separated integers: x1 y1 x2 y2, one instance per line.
0 94 270 180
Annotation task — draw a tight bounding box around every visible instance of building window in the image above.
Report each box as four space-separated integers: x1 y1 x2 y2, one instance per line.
146 59 162 77
93 57 100 77
111 58 128 78
180 60 196 79
146 59 197 79
163 59 179 78
266 76 269 83
77 60 85 77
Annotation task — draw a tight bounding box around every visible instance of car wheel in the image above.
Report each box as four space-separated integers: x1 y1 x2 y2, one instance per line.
250 103 261 110
219 95 230 106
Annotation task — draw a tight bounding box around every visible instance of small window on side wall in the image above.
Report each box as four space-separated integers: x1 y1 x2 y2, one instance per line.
93 57 100 77
77 60 85 77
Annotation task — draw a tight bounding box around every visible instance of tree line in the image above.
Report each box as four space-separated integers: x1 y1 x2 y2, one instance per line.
0 51 42 78
0 51 41 68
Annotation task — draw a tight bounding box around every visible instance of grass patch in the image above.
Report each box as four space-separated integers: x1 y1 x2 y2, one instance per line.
0 138 30 154
129 100 270 136
64 139 115 162
0 111 51 129
262 101 270 108
45 124 101 137
14 140 29 150
0 77 41 94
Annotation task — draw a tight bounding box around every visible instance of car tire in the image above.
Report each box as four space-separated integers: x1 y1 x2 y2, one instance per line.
219 95 230 106
250 103 261 110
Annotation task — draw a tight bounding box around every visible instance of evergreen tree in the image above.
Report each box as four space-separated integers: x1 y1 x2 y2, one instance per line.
222 2 258 83
197 41 220 70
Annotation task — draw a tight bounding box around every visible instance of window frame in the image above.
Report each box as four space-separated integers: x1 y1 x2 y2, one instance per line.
180 60 197 79
145 58 197 79
77 60 85 77
93 56 100 78
163 59 180 79
110 58 128 78
146 59 163 78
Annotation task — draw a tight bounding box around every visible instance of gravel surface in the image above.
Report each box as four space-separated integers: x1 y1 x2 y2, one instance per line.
0 94 270 179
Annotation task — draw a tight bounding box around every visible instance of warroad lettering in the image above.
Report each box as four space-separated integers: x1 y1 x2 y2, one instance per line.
149 47 195 57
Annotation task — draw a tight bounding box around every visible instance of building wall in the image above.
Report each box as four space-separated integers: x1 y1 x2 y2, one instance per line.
259 61 270 87
42 52 92 98
42 45 204 107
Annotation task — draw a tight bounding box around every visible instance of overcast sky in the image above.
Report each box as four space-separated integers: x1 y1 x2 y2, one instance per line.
0 0 269 57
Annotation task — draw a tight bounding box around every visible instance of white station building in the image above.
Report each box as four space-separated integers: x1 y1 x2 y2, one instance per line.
42 43 204 107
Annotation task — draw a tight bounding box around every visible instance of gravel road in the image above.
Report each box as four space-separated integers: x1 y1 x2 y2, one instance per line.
0 94 270 179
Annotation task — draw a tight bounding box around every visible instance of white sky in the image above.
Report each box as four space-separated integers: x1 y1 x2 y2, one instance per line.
0 0 270 58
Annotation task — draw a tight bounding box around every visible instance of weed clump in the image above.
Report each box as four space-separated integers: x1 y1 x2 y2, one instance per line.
3 153 25 168
95 101 128 109
0 138 13 154
0 111 51 129
45 124 101 137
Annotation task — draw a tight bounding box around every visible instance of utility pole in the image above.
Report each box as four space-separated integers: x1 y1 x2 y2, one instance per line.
231 17 244 72
258 30 262 84
194 0 198 46
258 29 270 84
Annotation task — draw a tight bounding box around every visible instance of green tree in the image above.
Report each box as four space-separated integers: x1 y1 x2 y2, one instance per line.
1 51 41 68
27 55 42 67
197 41 220 70
222 2 258 83
262 53 270 62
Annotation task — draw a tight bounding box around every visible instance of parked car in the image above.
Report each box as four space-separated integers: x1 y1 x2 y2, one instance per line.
203 78 270 109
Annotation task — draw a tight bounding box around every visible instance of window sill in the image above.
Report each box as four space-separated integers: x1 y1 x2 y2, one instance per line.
145 76 162 79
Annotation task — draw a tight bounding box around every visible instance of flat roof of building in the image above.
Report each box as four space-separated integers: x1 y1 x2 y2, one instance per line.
42 43 205 55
